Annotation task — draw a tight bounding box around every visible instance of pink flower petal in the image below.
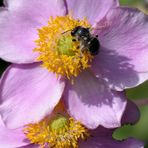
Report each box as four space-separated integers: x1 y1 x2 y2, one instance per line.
0 63 65 129
63 70 127 129
0 115 29 148
122 100 140 125
65 0 119 24
79 127 144 148
19 144 38 148
0 0 66 63
92 7 148 90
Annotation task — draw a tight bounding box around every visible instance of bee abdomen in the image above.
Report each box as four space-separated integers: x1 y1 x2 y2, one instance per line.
88 38 100 55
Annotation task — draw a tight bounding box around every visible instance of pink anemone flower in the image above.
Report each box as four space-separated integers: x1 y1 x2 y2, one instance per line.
0 0 148 130
0 100 144 148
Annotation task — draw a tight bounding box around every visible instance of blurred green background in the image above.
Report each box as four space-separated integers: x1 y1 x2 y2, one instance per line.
114 0 148 148
0 0 148 147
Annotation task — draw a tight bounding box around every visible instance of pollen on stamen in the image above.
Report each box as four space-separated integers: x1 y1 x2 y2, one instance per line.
34 15 93 79
24 116 89 148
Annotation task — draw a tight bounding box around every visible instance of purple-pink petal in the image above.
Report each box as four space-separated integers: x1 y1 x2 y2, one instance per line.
65 0 119 24
92 7 148 91
0 115 29 148
122 100 140 125
79 127 144 148
18 144 39 148
63 70 127 129
0 0 66 63
0 63 65 129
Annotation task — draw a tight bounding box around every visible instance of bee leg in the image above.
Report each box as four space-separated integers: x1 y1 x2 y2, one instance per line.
76 46 80 49
72 38 76 42
80 42 85 52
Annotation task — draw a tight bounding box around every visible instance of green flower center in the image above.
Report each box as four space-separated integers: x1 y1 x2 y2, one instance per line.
50 115 68 131
57 36 75 56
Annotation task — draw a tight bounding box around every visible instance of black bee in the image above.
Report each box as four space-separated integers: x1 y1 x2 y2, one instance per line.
71 26 100 55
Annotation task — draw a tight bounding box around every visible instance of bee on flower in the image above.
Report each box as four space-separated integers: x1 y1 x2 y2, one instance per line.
0 0 147 145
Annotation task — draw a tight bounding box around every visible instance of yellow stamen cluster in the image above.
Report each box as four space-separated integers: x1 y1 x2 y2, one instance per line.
24 116 89 148
34 15 93 79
